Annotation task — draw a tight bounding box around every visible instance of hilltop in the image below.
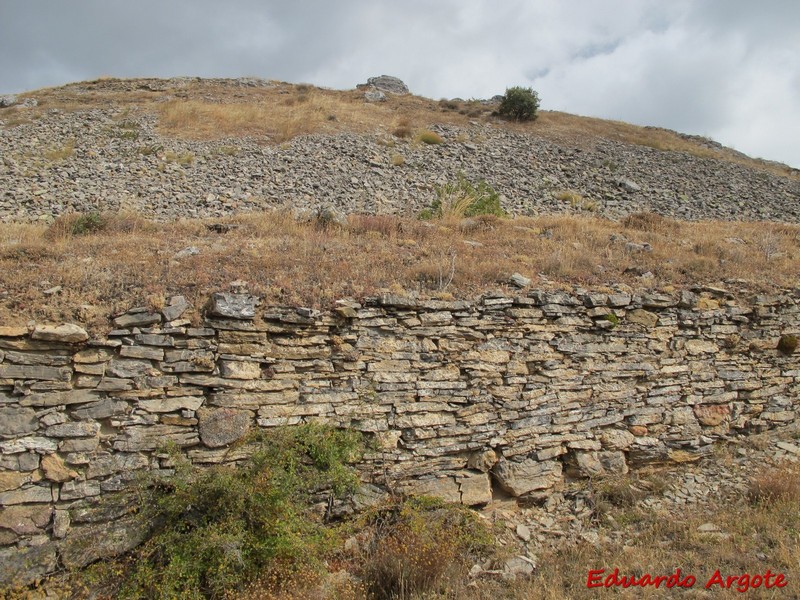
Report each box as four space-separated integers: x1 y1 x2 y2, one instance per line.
1 76 798 223
0 77 798 329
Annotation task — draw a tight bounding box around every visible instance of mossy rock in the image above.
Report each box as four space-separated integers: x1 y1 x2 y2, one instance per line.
777 334 797 355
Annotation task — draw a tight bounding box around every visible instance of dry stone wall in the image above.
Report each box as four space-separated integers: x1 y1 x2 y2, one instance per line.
1 287 798 585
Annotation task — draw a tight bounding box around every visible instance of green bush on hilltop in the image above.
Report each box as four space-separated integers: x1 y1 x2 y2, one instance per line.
497 86 540 122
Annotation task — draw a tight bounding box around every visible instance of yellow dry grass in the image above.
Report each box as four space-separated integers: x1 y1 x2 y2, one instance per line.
0 211 797 333
154 85 469 143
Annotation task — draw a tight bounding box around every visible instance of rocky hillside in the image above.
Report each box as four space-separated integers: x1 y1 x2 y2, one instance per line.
1 77 799 224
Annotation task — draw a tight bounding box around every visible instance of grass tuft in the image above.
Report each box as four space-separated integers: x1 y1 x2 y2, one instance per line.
43 139 75 161
415 130 444 145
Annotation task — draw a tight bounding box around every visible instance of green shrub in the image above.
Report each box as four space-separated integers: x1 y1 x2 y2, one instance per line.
138 143 164 156
43 139 76 161
164 151 194 165
497 86 540 122
420 173 506 220
71 212 105 235
98 424 363 599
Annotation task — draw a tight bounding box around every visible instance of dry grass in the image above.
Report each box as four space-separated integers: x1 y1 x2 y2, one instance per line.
155 86 467 143
522 463 800 600
0 210 797 333
414 129 444 145
42 138 75 161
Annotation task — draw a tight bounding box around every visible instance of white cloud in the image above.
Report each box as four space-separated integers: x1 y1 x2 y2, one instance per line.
1 1 798 166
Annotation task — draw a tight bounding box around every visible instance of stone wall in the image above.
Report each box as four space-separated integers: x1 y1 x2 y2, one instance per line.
1 287 798 585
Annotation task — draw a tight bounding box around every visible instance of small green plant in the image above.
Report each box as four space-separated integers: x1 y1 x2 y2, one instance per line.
93 424 363 599
556 189 597 211
777 334 797 355
604 312 620 327
71 212 104 235
497 86 540 122
390 154 405 167
415 130 444 145
111 120 141 140
420 173 506 220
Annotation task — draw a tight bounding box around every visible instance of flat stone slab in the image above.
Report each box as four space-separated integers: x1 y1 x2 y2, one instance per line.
205 292 260 320
31 324 88 343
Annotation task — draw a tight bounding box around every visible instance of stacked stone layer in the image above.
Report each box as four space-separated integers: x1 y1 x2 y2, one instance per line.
0 287 798 584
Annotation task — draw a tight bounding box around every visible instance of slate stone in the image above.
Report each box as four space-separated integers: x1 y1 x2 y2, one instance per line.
205 292 260 319
492 458 562 497
162 296 190 321
31 324 88 343
0 407 38 437
198 407 252 448
0 544 57 587
59 515 150 569
365 75 409 94
113 311 162 328
19 389 101 407
107 358 154 378
0 364 71 381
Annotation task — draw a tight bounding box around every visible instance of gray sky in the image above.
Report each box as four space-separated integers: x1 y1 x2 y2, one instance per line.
2 1 798 167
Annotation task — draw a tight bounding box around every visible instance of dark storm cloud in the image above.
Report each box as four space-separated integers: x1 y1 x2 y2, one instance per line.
0 1 797 166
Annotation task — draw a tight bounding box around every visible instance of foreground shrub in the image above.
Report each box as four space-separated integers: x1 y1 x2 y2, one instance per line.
420 173 506 219
356 496 494 600
622 211 678 233
91 424 363 599
45 211 153 239
497 86 539 122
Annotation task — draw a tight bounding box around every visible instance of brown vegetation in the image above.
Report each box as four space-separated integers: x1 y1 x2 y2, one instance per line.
0 210 797 332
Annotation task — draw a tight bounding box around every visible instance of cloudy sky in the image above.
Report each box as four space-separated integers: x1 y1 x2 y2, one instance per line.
2 1 798 167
